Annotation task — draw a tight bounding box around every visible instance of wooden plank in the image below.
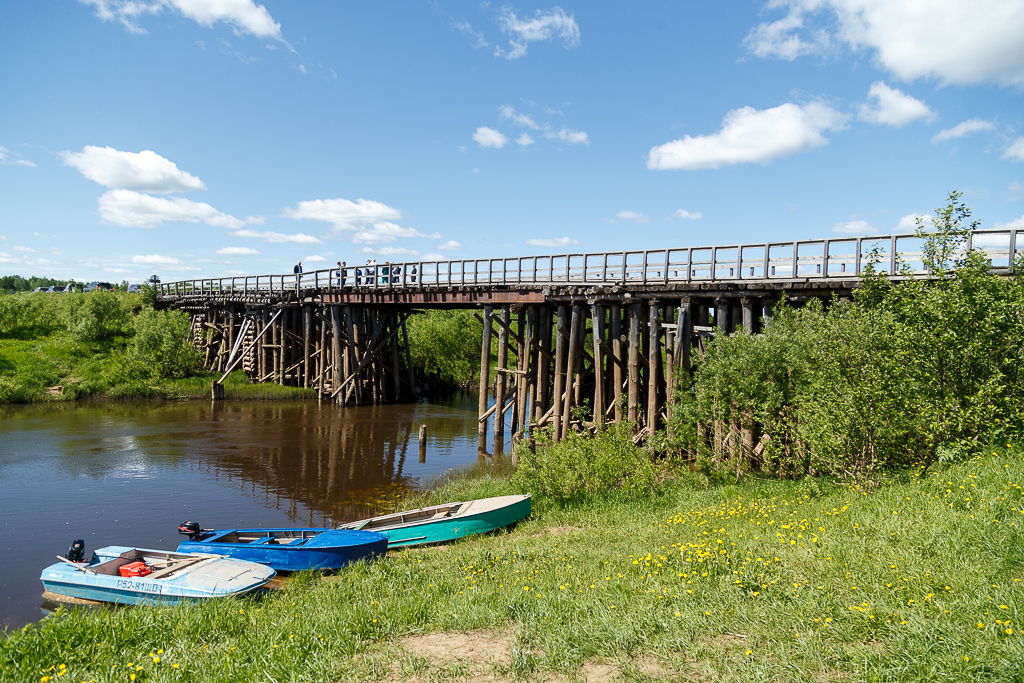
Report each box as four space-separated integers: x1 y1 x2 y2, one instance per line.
535 307 551 423
515 308 530 436
303 306 312 388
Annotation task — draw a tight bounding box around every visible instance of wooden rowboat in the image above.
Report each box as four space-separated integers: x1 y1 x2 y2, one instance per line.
175 527 387 571
337 494 531 548
40 546 275 606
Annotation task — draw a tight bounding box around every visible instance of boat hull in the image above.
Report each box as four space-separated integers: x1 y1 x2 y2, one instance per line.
340 494 531 548
40 546 275 606
176 528 387 571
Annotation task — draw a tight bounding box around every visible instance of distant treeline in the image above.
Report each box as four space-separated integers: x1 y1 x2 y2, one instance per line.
0 275 70 292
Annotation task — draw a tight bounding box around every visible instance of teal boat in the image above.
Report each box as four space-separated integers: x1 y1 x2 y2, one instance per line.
337 494 531 548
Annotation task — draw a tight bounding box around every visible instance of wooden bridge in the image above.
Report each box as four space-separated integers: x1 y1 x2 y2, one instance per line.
158 228 1020 454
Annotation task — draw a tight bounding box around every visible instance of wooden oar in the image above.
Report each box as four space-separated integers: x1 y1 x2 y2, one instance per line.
55 555 98 573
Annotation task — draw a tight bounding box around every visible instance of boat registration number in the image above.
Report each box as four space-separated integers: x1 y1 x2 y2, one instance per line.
116 579 162 593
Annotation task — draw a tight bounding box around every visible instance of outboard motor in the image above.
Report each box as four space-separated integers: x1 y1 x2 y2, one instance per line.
178 521 204 541
66 539 86 563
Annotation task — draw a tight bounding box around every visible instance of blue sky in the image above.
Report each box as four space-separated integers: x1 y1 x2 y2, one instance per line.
2 0 1023 282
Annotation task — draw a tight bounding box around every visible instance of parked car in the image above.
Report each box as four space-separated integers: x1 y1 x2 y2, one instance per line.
83 282 114 292
44 285 59 293
31 286 46 293
127 284 141 293
61 283 76 293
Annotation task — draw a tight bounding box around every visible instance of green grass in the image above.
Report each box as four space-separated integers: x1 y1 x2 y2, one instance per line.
4 446 1024 681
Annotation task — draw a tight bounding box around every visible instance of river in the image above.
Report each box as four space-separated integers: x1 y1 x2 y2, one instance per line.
0 396 490 630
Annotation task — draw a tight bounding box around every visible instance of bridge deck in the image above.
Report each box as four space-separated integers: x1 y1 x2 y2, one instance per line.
157 229 1019 306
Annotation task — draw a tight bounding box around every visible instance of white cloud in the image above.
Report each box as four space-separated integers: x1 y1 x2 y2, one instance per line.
437 240 463 251
216 246 260 255
526 236 580 247
832 219 876 234
12 246 36 252
104 267 133 274
230 229 323 244
0 146 35 167
673 209 703 220
61 146 205 193
647 101 846 170
544 127 589 145
81 0 282 39
995 214 1024 229
131 254 200 271
304 255 327 262
361 246 422 256
97 189 244 228
494 6 580 60
516 133 535 146
856 82 935 127
499 105 539 129
742 8 831 60
744 0 1024 86
897 213 933 231
931 118 997 144
352 222 436 244
473 126 508 148
615 211 649 223
282 197 402 231
1003 137 1024 162
454 20 488 49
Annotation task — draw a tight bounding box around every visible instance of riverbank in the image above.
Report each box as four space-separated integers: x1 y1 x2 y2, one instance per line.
4 442 1022 681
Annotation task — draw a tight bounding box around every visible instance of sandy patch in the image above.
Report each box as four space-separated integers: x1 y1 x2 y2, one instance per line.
399 630 511 667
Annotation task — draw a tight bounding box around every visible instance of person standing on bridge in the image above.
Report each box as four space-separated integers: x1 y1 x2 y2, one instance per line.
294 261 302 274
336 261 346 287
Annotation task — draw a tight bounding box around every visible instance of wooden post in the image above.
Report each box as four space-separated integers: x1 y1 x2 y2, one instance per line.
331 306 343 398
515 308 531 436
763 298 775 328
591 302 605 429
346 308 362 406
741 297 755 334
477 305 493 454
611 305 623 422
259 309 268 382
627 302 641 424
715 298 728 334
664 304 675 395
647 301 660 435
402 317 417 400
552 305 568 441
678 299 693 374
303 306 312 388
561 304 581 438
535 307 551 423
493 306 510 454
419 424 427 463
390 312 402 400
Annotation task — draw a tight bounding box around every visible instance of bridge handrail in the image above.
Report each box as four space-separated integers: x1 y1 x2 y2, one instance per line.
157 228 1020 297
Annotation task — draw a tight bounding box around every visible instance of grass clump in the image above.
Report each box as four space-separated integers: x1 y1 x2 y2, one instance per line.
4 446 1024 681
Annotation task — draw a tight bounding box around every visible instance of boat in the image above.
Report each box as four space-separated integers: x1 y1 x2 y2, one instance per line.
40 544 275 606
174 523 388 571
337 494 531 548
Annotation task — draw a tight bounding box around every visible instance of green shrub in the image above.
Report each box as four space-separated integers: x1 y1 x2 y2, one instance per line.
406 309 481 385
69 292 132 341
128 308 202 379
512 422 664 504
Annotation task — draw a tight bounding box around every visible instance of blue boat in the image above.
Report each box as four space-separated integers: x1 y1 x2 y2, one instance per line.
40 545 275 606
175 523 388 571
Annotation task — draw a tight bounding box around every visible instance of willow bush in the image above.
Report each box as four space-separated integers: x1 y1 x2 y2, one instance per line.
667 192 1024 480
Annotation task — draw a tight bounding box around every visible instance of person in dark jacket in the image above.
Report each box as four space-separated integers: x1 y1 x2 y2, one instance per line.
294 261 302 274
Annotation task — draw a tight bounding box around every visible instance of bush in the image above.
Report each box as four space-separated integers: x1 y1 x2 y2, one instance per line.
128 308 202 379
666 192 1024 480
511 422 665 504
406 309 481 386
69 292 132 341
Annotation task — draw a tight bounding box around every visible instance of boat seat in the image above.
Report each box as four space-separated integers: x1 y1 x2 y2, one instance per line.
431 509 451 520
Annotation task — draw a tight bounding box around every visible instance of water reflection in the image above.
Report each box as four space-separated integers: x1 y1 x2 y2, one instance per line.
0 396 487 630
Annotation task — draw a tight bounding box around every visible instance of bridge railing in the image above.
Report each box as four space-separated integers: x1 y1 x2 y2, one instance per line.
157 228 1020 297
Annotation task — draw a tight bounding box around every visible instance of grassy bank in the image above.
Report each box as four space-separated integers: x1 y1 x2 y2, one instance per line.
0 291 313 403
4 441 1023 682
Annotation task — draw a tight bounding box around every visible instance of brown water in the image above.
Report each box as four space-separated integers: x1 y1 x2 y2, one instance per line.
0 396 490 630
